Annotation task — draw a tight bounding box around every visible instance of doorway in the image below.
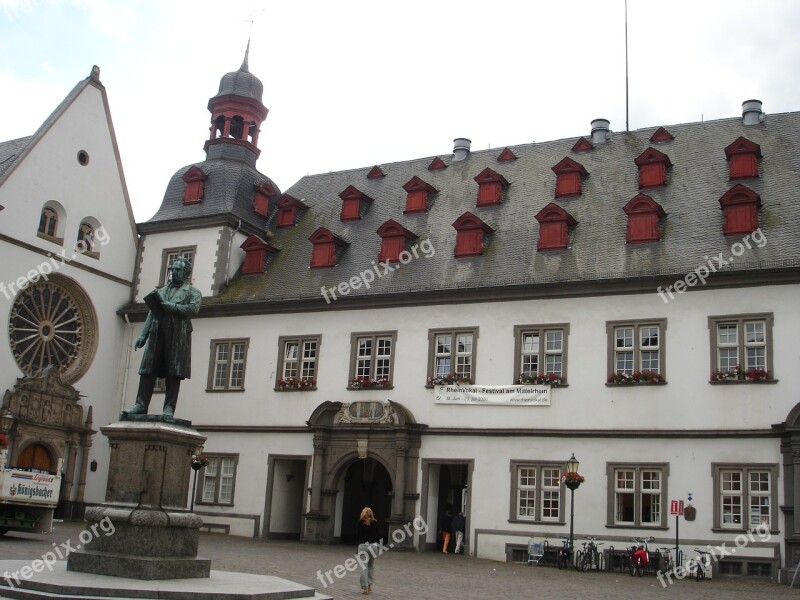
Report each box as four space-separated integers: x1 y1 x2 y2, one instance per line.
339 458 392 544
16 443 54 472
420 459 472 552
264 456 309 540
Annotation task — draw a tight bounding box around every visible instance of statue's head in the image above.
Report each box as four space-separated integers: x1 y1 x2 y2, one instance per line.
169 257 191 285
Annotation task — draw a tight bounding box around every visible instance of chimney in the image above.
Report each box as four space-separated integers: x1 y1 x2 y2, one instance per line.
590 119 611 145
453 138 471 161
742 99 764 126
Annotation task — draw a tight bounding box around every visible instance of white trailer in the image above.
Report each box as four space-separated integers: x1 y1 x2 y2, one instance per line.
0 458 62 535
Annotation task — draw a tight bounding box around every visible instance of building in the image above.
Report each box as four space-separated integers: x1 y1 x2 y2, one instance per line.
0 67 138 517
4 56 800 583
118 52 800 582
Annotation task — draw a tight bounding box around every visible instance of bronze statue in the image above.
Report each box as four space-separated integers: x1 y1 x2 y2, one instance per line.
128 257 201 417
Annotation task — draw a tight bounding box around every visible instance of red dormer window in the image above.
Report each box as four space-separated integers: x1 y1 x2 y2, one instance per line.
367 165 386 179
551 157 589 198
240 234 278 275
309 227 348 268
623 194 666 243
473 168 509 207
497 148 517 162
650 127 674 143
634 148 672 188
535 203 577 250
428 157 447 171
452 212 494 257
376 220 417 263
339 185 373 221
403 176 438 213
252 181 277 217
724 137 762 180
572 137 593 153
182 166 206 205
275 194 306 228
719 184 761 235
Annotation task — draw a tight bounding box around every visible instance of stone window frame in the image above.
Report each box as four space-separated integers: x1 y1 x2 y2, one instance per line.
513 323 570 385
606 318 667 381
605 462 670 529
711 462 779 533
508 460 567 525
206 338 249 392
196 453 239 506
275 335 321 391
347 331 398 389
426 327 479 386
708 313 775 381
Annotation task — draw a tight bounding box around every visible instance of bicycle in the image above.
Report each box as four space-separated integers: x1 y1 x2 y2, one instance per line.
692 548 710 581
556 537 572 569
579 537 604 572
657 547 674 574
628 536 655 577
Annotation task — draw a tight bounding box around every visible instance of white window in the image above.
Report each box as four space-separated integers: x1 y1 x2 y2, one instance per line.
511 462 563 523
609 464 668 527
429 328 478 384
713 464 776 530
209 339 248 391
200 456 237 505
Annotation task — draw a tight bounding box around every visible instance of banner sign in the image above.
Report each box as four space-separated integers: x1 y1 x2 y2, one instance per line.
0 469 61 506
434 384 551 406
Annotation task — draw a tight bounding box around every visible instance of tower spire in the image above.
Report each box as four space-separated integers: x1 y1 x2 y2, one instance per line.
241 39 251 72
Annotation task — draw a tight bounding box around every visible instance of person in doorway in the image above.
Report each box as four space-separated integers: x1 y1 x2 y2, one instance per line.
451 511 466 554
440 509 453 553
357 507 380 595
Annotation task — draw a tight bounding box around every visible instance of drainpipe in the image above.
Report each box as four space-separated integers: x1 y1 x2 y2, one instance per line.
121 314 133 414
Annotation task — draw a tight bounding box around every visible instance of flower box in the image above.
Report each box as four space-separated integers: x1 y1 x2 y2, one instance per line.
745 368 770 382
607 370 665 385
276 377 316 391
518 373 564 386
348 377 391 390
426 374 473 387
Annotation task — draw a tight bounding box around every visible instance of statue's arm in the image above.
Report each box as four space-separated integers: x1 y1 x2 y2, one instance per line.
164 287 201 317
135 313 153 349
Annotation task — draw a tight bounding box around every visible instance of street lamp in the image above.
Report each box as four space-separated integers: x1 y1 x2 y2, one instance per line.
0 410 14 468
190 444 205 513
563 453 584 564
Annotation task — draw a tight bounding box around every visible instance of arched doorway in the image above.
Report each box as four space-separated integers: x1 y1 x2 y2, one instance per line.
16 443 55 472
339 458 392 544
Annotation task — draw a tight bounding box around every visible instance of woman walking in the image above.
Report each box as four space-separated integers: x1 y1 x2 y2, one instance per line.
357 507 380 594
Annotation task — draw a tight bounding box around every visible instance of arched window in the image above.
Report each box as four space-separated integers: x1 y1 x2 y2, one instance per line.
77 222 95 253
230 116 244 139
38 207 58 238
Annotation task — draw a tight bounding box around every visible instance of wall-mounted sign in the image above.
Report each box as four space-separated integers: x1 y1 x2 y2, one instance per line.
434 385 551 406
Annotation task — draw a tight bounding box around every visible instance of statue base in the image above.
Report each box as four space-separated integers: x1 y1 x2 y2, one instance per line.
66 419 209 580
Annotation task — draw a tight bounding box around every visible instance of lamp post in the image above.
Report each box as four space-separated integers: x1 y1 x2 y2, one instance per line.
564 453 583 564
190 445 205 513
0 410 15 468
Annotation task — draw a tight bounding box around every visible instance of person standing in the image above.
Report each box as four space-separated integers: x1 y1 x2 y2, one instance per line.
357 507 380 595
440 509 453 553
451 511 466 554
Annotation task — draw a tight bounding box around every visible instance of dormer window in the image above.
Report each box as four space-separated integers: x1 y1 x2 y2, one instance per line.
535 203 577 250
623 194 666 244
634 148 672 188
403 176 438 213
452 212 494 257
428 157 447 171
724 137 762 180
240 235 278 275
182 166 206 205
650 127 674 143
474 168 509 207
377 220 417 263
367 166 386 179
252 181 277 217
552 158 589 198
275 194 307 228
719 184 761 235
339 185 373 221
309 228 348 268
497 148 517 162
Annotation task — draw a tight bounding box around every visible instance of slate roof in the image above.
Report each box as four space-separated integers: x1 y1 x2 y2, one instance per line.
210 110 800 305
0 137 32 178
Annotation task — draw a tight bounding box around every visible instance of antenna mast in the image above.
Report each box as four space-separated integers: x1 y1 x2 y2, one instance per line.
625 0 630 132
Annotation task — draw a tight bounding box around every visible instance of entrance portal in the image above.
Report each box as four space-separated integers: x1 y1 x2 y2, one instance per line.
339 458 392 544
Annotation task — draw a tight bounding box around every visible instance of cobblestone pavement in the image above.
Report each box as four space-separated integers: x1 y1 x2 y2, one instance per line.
0 521 798 599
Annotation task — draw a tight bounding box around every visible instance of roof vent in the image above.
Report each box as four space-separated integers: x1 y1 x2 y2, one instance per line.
742 99 765 126
590 119 611 145
453 138 471 161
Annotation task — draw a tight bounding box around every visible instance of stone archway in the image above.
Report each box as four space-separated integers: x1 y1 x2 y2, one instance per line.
303 400 425 546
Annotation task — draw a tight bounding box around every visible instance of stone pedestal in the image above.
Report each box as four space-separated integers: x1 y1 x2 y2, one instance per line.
67 419 209 579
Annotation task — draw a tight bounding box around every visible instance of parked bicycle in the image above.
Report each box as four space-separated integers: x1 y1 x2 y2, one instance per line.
557 537 572 569
579 536 604 572
692 548 711 581
657 546 675 574
628 536 655 577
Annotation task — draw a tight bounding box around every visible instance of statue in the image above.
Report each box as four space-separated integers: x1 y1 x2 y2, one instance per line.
127 257 201 417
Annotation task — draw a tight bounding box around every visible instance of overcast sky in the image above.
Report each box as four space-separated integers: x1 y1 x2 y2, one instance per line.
2 0 799 222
